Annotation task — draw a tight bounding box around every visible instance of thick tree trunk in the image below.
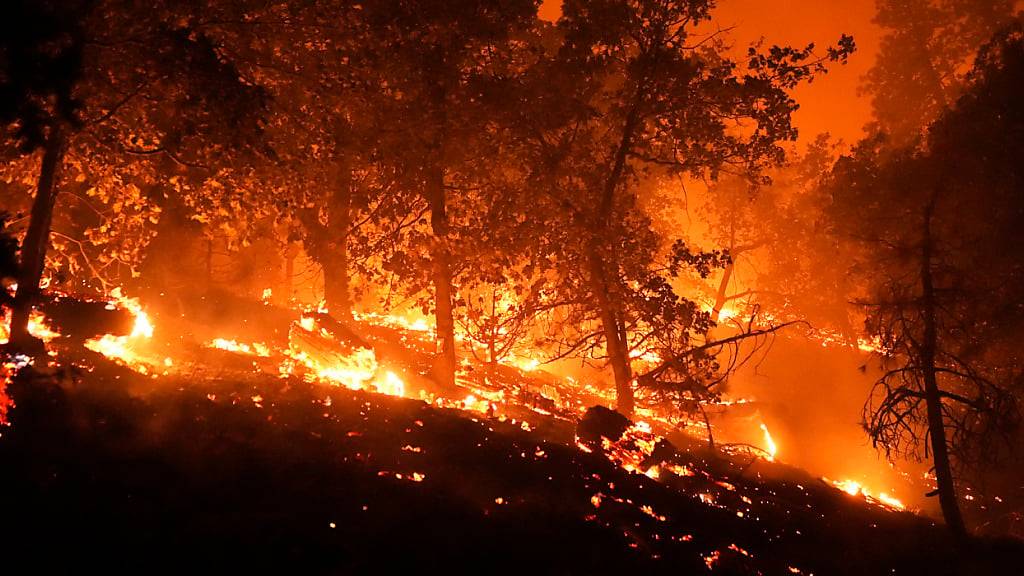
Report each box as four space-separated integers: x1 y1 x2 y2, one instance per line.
323 165 353 318
427 165 457 389
919 203 968 542
588 246 634 416
420 63 457 389
586 84 646 416
9 124 66 350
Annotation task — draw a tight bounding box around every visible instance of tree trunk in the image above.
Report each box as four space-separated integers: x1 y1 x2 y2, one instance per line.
421 63 457 390
323 164 353 318
586 82 646 417
711 262 735 325
427 164 457 389
919 202 968 542
9 124 66 350
588 246 634 416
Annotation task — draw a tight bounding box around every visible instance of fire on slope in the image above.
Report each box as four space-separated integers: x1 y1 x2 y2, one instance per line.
3 289 910 516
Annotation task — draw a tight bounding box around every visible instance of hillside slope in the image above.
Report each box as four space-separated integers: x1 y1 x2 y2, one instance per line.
2 354 1019 575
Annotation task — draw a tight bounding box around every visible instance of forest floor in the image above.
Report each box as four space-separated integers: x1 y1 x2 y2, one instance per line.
1 297 1021 574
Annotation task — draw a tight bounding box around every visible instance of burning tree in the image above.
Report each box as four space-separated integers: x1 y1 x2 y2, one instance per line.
512 0 852 415
827 20 1024 540
351 0 540 388
1 0 268 351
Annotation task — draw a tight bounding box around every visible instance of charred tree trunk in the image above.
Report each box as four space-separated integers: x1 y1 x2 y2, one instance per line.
323 164 353 318
587 80 645 417
919 202 968 542
422 66 457 390
588 246 634 416
427 163 457 389
9 124 66 350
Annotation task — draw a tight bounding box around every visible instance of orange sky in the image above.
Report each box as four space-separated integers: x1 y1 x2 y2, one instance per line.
539 0 881 145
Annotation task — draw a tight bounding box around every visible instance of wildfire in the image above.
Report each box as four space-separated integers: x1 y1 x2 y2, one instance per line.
208 338 271 357
824 477 905 511
760 423 778 462
0 310 61 345
84 290 169 375
375 371 405 397
352 311 433 335
285 314 410 399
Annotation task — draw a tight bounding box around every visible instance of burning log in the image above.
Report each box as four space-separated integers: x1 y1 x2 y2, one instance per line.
287 313 379 388
306 311 373 351
38 294 134 344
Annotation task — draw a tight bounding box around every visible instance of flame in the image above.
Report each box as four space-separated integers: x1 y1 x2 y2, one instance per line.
375 371 405 397
353 311 433 334
131 310 153 339
834 479 862 496
208 338 271 357
285 314 390 394
824 477 905 511
85 291 168 375
760 422 777 461
511 357 540 372
0 310 61 344
286 346 378 389
717 306 740 322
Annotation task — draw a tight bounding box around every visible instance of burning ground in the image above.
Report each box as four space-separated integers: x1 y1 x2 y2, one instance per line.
1 295 1020 574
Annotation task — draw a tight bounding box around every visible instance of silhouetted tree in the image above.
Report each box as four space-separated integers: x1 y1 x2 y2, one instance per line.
0 0 87 351
863 0 1017 145
1 1 268 350
358 0 540 388
828 19 1024 540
